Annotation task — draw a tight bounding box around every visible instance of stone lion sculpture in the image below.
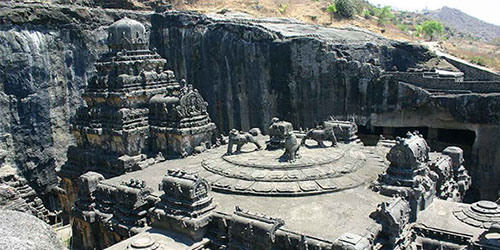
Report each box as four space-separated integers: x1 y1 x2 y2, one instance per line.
226 129 262 155
301 126 338 147
282 131 301 162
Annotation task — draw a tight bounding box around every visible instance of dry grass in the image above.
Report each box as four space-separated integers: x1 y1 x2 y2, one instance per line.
441 40 500 72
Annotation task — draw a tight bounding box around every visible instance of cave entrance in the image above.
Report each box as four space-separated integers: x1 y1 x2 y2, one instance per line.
358 126 429 146
358 126 475 163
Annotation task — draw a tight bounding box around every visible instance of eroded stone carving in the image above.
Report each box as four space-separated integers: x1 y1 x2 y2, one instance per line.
226 129 262 155
301 126 338 148
228 206 285 249
322 117 359 143
281 131 301 162
0 166 51 223
267 117 294 149
370 197 411 247
149 169 215 241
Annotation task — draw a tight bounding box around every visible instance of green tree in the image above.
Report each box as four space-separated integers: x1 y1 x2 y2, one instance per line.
397 24 408 33
377 6 394 26
369 7 380 16
364 9 371 19
335 0 356 18
351 0 365 15
422 20 444 40
414 24 423 37
326 2 337 20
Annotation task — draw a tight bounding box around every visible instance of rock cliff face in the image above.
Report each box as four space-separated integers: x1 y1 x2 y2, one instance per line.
151 12 435 132
0 2 150 211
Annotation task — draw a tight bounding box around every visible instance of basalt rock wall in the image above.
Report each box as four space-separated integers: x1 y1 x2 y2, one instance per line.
0 2 150 210
151 11 435 132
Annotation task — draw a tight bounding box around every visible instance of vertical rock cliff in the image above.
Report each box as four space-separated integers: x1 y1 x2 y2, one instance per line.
0 2 150 212
150 11 434 132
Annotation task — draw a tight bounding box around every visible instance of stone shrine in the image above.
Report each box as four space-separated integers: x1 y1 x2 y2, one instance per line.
58 17 216 220
148 169 216 241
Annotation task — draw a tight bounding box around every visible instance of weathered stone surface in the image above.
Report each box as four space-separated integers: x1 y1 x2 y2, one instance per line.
151 11 436 133
1 7 500 250
201 135 384 195
0 2 151 213
0 165 51 222
0 210 63 250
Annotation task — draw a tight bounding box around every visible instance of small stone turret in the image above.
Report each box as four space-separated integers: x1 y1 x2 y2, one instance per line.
371 132 438 219
107 17 147 51
376 131 434 193
149 169 215 240
443 146 471 194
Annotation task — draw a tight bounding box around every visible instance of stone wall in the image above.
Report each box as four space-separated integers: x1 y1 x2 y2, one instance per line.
150 11 435 133
0 2 150 212
391 72 500 93
442 55 500 81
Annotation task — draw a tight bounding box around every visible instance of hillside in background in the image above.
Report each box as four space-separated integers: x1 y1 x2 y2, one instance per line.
12 0 500 72
424 6 500 42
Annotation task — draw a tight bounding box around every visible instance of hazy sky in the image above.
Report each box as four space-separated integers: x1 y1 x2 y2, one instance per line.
367 0 500 25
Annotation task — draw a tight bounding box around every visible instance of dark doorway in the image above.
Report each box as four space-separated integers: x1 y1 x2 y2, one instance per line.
437 128 476 146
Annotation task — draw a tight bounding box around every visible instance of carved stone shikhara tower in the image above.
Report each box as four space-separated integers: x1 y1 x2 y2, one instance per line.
59 17 216 216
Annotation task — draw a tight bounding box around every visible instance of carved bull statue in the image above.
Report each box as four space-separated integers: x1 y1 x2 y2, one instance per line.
301 126 338 147
226 129 262 155
282 131 301 162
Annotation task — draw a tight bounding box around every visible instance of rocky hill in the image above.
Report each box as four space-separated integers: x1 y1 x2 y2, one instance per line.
424 6 500 41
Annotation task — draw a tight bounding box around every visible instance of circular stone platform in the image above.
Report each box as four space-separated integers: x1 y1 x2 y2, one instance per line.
454 201 500 228
197 138 387 196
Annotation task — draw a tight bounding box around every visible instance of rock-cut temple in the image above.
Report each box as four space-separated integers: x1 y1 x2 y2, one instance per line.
55 17 500 250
